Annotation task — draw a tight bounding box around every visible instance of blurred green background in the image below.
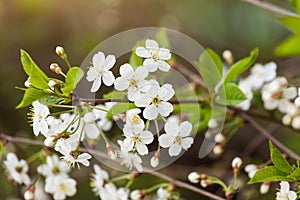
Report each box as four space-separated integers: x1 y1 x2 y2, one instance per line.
0 0 298 199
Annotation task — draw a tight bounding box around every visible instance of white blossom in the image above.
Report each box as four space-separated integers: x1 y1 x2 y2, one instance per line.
135 80 174 120
188 172 200 184
130 190 143 200
231 157 243 168
86 51 116 92
260 182 270 194
61 152 92 168
99 182 129 200
236 78 253 111
90 164 109 196
158 121 194 156
45 174 77 200
92 103 115 131
124 108 145 131
37 154 69 178
136 39 171 72
114 64 149 101
123 126 154 155
244 164 258 179
32 101 50 136
4 153 30 185
157 187 175 200
82 112 100 139
276 181 297 200
248 62 277 90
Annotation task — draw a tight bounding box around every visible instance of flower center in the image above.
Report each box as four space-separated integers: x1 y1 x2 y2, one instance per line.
52 166 60 174
129 79 137 86
15 166 23 173
131 135 140 143
131 114 140 124
96 68 105 76
150 51 159 61
60 183 66 192
152 96 161 106
271 91 282 99
175 136 182 145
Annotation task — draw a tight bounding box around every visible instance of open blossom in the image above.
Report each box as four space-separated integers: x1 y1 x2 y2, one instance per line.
123 126 154 155
117 140 143 172
248 62 277 90
114 64 149 101
236 78 253 111
99 182 129 200
45 174 77 200
86 51 116 92
32 100 50 136
92 103 115 131
282 103 300 129
276 181 297 200
4 153 30 185
37 154 69 178
90 164 109 196
157 187 175 200
124 108 145 130
135 80 174 120
261 77 297 113
82 112 100 139
158 121 194 156
136 39 171 72
61 152 92 168
244 164 258 179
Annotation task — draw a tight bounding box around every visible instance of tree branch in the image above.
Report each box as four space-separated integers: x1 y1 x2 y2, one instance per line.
242 0 299 17
0 133 225 200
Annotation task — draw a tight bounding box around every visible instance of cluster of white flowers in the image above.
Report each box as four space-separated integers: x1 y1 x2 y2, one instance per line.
276 181 297 200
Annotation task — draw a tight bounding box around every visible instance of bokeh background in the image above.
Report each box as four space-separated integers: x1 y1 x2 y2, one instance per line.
0 0 299 199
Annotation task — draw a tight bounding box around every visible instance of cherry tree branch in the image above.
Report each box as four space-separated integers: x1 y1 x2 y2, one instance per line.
242 0 299 17
0 133 225 200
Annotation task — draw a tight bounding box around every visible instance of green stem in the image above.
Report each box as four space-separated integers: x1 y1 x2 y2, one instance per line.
110 174 133 182
207 176 228 191
65 59 71 69
52 104 75 109
94 122 109 145
154 120 161 152
26 151 41 164
125 177 135 189
144 183 170 193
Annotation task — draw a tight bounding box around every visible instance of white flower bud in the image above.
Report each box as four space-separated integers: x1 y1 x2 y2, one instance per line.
208 118 218 129
44 136 55 147
83 112 96 124
48 80 57 90
24 78 31 88
244 164 258 179
50 63 62 74
214 133 225 143
231 157 243 169
24 190 34 200
282 115 292 125
130 190 143 200
188 172 200 183
200 180 208 188
292 116 300 129
222 50 233 64
213 145 223 155
150 156 159 168
260 182 270 194
55 46 66 58
107 144 117 160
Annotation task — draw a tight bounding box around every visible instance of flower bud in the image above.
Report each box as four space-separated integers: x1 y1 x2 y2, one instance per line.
213 144 223 155
260 182 270 194
231 157 243 172
150 156 159 168
282 115 292 125
214 133 225 143
188 172 200 183
208 118 218 129
50 63 62 74
222 50 233 65
200 179 212 188
55 46 67 59
24 78 31 88
130 190 146 200
292 116 300 130
24 185 35 200
107 144 117 160
44 136 55 147
83 112 96 124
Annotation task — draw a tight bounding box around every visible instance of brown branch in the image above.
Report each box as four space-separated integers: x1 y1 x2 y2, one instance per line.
242 0 299 17
240 113 300 161
0 133 225 200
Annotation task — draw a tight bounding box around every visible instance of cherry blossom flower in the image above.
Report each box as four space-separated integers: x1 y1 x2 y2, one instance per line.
90 164 109 196
117 140 143 172
86 51 116 92
231 157 243 169
31 101 50 136
124 108 145 131
236 78 253 111
158 121 194 156
37 154 69 178
61 152 92 168
123 126 154 155
248 62 277 90
99 182 129 200
45 174 77 200
114 64 149 101
136 39 171 72
4 153 30 185
276 181 297 200
261 77 297 113
135 80 174 120
82 112 100 139
244 164 258 179
92 103 115 131
157 187 175 200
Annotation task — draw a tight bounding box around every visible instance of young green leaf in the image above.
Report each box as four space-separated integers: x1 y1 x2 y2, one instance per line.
195 49 223 92
106 102 136 120
287 168 300 180
224 48 258 84
279 17 300 34
276 35 300 57
216 82 247 105
39 96 62 106
61 67 84 94
248 166 292 184
206 48 223 75
103 91 126 99
16 88 49 109
269 141 293 173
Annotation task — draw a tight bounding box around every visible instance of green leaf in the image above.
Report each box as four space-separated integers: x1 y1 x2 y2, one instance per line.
217 82 247 105
276 35 300 57
290 0 300 13
224 48 258 84
248 166 292 184
106 102 135 120
155 28 170 49
279 17 300 34
61 67 84 94
16 88 49 109
269 141 293 173
129 40 145 69
20 50 49 89
103 91 126 99
206 48 223 75
195 49 223 92
288 168 300 180
39 96 61 106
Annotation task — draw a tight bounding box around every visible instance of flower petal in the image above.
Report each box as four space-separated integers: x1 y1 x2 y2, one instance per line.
134 94 151 107
181 137 194 150
158 48 171 60
157 101 173 117
143 59 158 72
114 77 129 91
179 121 192 137
157 60 170 72
169 144 182 156
136 142 148 155
91 77 101 92
146 39 159 50
164 121 179 136
136 46 150 58
92 52 105 68
134 66 148 80
103 71 115 86
159 84 174 101
104 55 116 70
120 64 134 78
123 138 134 151
84 124 100 139
158 134 173 148
140 131 154 144
143 104 158 120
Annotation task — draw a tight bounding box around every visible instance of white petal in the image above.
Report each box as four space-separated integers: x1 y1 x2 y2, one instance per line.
84 124 100 139
92 52 105 68
158 134 173 148
143 104 158 120
134 94 151 107
123 138 134 151
127 87 140 101
104 55 116 70
136 142 148 155
181 137 194 150
157 60 170 72
91 77 102 92
134 66 148 80
157 101 173 117
287 191 297 200
140 131 154 144
278 100 292 113
164 121 179 136
158 48 171 60
114 77 129 91
146 39 159 50
120 63 134 78
264 99 278 110
86 68 98 82
123 127 134 138
283 87 297 99
280 181 290 192
179 121 192 137
103 71 115 86
169 144 182 156
40 119 49 135
136 46 150 58
263 62 277 82
143 59 158 72
159 84 174 101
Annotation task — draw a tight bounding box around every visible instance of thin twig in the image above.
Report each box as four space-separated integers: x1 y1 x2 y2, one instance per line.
240 113 300 161
242 0 299 17
0 133 225 200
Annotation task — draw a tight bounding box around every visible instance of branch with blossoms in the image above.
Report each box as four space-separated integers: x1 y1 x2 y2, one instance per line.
2 20 300 200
